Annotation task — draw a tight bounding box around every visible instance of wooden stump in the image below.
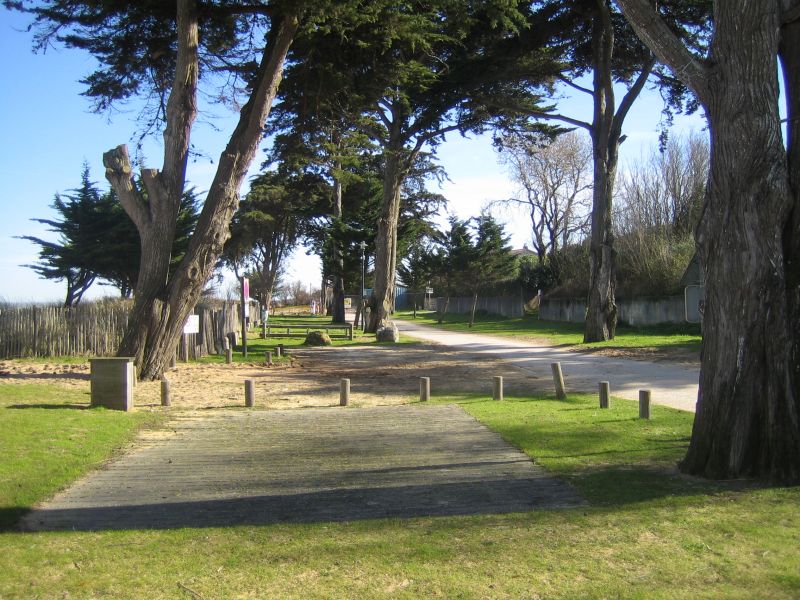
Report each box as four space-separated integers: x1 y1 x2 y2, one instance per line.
551 362 566 399
420 377 430 402
639 390 651 419
161 377 171 407
599 381 610 409
493 376 503 401
245 379 255 408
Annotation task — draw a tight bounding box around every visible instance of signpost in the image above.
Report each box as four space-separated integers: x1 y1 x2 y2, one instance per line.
241 277 249 358
179 314 200 361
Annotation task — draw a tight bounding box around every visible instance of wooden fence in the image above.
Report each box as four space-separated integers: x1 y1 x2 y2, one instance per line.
0 301 241 359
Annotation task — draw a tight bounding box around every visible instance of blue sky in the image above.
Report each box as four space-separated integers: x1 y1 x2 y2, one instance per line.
0 9 707 304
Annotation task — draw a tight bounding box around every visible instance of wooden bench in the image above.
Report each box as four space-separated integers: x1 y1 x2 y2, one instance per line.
262 323 354 341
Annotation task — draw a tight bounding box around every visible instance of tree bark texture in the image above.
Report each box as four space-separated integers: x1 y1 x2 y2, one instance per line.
367 146 406 332
105 3 299 379
584 3 619 342
331 173 347 324
619 0 800 482
583 1 654 342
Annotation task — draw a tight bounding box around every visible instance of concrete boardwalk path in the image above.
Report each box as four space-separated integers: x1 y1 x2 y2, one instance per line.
23 405 584 531
397 319 700 413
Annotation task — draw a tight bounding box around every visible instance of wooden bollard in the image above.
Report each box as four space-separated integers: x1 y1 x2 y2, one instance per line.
245 379 255 407
639 389 651 419
160 377 171 407
264 351 272 366
225 347 233 364
493 376 503 401
420 377 430 402
340 378 350 406
275 346 282 358
551 362 566 399
599 381 610 409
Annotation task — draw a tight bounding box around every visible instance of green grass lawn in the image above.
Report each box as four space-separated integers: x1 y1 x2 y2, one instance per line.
199 316 417 365
396 309 702 355
1 386 797 599
0 384 163 531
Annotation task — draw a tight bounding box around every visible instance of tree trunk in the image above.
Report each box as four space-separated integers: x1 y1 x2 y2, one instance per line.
331 173 346 324
469 290 479 328
781 2 800 448
367 147 405 332
618 0 800 482
437 296 450 324
106 4 299 379
583 1 653 342
584 3 618 342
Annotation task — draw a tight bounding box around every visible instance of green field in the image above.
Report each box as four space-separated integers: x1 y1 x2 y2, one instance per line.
1 379 797 599
396 309 702 354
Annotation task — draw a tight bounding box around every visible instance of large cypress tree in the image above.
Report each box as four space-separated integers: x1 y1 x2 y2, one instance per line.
616 0 800 482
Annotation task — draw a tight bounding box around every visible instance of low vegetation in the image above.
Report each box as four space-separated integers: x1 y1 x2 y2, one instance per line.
1 378 796 598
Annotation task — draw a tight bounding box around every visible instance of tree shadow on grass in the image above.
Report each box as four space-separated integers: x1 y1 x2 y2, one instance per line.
0 372 89 381
7 404 89 410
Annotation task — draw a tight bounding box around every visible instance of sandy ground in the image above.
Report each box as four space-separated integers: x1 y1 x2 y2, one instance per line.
0 343 548 411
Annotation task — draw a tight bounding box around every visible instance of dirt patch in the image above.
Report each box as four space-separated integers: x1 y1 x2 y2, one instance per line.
0 343 547 411
568 345 700 366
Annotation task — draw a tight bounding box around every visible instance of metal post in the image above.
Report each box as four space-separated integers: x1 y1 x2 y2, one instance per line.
240 276 248 358
360 240 367 333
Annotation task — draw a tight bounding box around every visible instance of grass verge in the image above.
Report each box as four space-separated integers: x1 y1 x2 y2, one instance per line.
0 383 163 530
396 309 702 355
0 388 797 599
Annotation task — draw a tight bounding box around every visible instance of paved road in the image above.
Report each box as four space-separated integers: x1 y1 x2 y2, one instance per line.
396 319 700 412
22 405 584 531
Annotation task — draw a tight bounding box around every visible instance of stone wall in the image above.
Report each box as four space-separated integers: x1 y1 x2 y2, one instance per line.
539 296 687 325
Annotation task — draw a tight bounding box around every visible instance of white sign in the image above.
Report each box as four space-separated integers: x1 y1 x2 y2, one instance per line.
183 314 200 334
425 287 434 295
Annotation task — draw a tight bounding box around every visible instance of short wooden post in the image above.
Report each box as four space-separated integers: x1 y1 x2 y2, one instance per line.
551 362 566 399
264 351 272 366
348 324 354 341
420 377 430 402
599 381 610 409
492 376 503 401
275 346 282 358
225 347 233 364
639 389 651 419
160 377 171 407
340 378 350 406
245 379 255 407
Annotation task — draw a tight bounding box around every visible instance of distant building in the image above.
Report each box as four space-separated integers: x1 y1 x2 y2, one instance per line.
510 244 536 257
